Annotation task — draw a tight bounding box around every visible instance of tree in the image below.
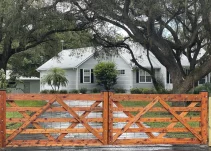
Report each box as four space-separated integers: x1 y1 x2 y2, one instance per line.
41 67 68 91
94 62 118 90
60 0 211 93
8 30 93 78
0 0 89 72
0 69 7 89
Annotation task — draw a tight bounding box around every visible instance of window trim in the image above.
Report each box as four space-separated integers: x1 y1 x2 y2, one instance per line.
139 70 152 83
118 70 125 75
83 69 91 83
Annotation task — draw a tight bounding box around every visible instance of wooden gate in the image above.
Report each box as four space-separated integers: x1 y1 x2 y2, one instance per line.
0 91 208 147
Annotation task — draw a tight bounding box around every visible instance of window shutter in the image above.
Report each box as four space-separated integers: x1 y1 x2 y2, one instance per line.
80 69 83 83
91 69 94 83
167 71 170 83
136 70 139 83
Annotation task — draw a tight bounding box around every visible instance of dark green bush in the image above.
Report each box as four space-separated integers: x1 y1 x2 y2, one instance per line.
59 90 68 94
142 88 157 94
113 87 126 93
193 83 211 94
79 88 87 94
159 89 173 94
91 88 101 93
130 88 157 94
70 89 79 94
130 88 142 94
49 90 59 94
40 90 50 94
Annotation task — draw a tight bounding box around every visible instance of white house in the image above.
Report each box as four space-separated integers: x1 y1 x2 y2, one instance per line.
37 46 210 93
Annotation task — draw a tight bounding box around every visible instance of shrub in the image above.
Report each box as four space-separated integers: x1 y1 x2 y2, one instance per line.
49 90 59 94
94 62 118 90
91 88 101 93
79 88 87 94
130 88 142 94
142 88 157 94
113 87 126 93
159 89 173 94
193 83 211 94
40 90 50 94
59 90 68 94
130 88 157 94
70 89 79 94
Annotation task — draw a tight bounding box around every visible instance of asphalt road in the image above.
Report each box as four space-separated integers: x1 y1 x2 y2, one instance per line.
3 145 210 151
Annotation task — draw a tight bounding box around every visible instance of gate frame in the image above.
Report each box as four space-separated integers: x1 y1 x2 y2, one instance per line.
0 90 209 148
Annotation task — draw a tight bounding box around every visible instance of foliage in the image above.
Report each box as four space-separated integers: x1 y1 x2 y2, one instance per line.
0 0 90 71
8 31 93 77
94 62 118 90
40 90 50 94
113 87 126 93
62 0 211 93
91 88 101 93
0 69 7 89
70 89 79 94
193 83 211 94
59 90 68 94
130 88 157 94
79 88 88 94
41 68 68 91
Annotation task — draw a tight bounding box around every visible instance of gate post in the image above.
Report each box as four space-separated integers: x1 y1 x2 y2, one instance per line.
0 91 6 148
108 91 113 144
200 91 208 144
103 91 109 145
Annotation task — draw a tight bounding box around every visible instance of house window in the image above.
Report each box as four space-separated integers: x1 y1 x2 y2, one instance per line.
80 69 94 83
198 77 206 85
118 70 125 75
83 69 91 83
139 70 152 83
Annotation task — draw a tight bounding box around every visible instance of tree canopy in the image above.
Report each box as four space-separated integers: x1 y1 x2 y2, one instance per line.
0 0 90 71
58 0 211 93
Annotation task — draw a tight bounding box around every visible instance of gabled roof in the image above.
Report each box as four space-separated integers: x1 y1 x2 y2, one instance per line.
120 51 161 68
37 46 164 71
37 47 94 71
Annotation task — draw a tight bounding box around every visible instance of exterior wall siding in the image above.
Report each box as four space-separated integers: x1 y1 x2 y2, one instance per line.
78 56 100 91
112 56 132 92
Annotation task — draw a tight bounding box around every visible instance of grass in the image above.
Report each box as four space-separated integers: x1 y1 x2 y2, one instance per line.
6 100 47 129
120 101 200 138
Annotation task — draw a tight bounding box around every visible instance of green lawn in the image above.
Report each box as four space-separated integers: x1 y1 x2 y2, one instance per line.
120 101 200 138
6 100 47 129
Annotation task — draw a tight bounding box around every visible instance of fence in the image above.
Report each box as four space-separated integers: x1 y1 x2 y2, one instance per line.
0 91 208 147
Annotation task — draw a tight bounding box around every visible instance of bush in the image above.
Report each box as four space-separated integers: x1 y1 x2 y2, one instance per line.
130 88 157 94
94 62 118 90
91 88 101 93
49 90 59 94
192 83 211 94
40 90 50 94
159 89 173 94
59 90 68 94
70 89 79 94
130 88 142 94
113 87 126 93
142 88 157 94
79 88 87 94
